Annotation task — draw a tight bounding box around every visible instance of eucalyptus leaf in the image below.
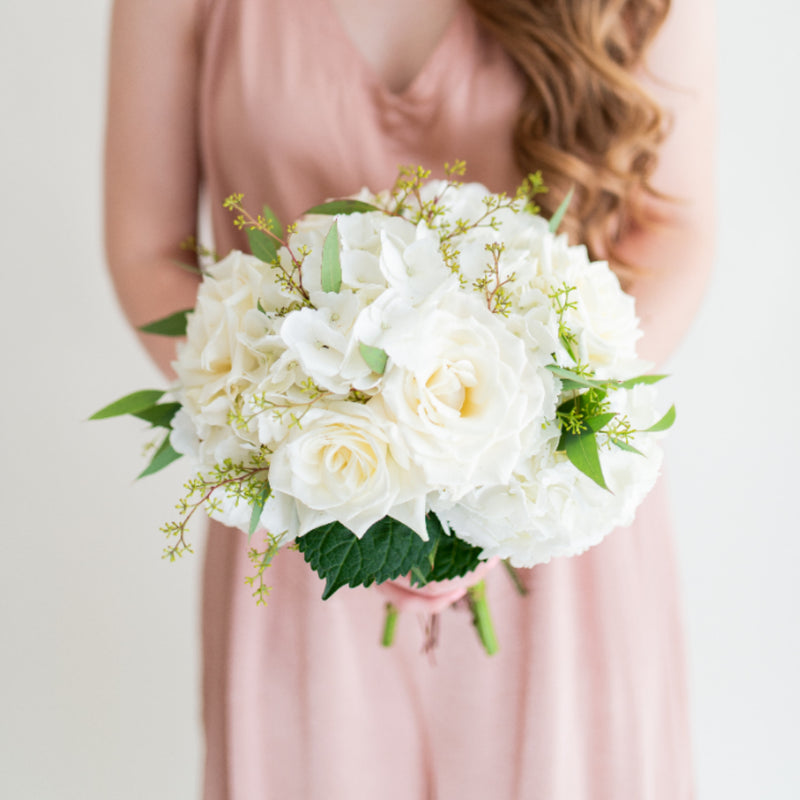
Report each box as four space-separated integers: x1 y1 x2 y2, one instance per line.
247 227 278 263
137 435 183 479
563 430 609 490
560 333 578 364
262 204 283 240
548 186 575 233
610 437 644 456
90 390 165 420
131 402 181 429
645 404 676 432
359 342 388 374
546 364 608 391
248 481 272 538
557 378 588 392
585 412 616 433
138 310 191 337
304 199 381 216
619 374 668 389
321 220 342 293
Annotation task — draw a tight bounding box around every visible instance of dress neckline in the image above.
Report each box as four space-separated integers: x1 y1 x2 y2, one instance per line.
318 0 470 104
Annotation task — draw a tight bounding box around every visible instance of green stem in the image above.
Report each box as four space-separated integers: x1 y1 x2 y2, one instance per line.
466 580 499 655
502 560 529 596
381 603 399 647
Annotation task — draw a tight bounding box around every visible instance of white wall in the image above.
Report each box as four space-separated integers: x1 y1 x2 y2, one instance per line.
0 1 797 797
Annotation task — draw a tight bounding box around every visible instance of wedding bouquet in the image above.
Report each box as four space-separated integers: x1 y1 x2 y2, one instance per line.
93 164 673 654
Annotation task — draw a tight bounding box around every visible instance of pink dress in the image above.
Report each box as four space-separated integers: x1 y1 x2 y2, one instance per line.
198 1 694 797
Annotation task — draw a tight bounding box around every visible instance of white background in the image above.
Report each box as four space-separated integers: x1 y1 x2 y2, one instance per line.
1 1 798 797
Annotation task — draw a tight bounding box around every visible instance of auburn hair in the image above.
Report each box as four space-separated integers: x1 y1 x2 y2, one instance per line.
466 0 671 277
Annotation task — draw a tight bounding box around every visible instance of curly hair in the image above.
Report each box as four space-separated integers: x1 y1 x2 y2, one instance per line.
466 0 671 276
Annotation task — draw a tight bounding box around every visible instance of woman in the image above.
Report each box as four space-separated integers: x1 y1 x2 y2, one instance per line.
105 0 716 797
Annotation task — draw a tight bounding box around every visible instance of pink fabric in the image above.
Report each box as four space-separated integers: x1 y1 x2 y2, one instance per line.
198 1 694 797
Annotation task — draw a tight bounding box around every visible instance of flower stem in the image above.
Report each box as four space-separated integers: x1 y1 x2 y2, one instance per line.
381 602 399 647
466 580 499 655
502 560 529 596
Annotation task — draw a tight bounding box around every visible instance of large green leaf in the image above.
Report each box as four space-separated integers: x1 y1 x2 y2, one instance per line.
138 310 192 337
137 435 183 479
645 404 676 432
415 530 483 585
90 390 165 420
321 220 342 293
297 514 482 600
304 199 381 216
247 227 278 263
131 402 181 429
562 430 609 490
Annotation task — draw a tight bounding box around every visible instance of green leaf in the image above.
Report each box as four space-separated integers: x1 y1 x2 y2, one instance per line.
248 481 272 538
548 186 575 233
321 220 342 293
297 516 438 599
585 412 616 433
297 513 485 599
619 374 669 389
359 342 388 374
138 310 191 337
131 402 181 429
546 364 608 391
415 531 483 585
560 333 578 364
262 204 283 240
304 199 381 216
610 437 644 456
563 430 609 490
645 404 676 432
137 435 182 479
247 227 278 263
90 390 165 420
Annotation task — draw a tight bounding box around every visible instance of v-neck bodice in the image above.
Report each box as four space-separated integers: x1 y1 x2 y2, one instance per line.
320 0 468 98
199 0 524 242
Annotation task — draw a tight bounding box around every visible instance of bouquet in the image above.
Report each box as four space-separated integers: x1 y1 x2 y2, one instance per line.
93 164 674 654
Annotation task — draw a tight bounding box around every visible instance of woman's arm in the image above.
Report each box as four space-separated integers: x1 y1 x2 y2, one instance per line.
619 0 717 366
104 0 203 377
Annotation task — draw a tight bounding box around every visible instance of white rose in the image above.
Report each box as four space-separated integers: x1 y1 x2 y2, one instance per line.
268 401 427 538
371 288 547 495
173 250 292 463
